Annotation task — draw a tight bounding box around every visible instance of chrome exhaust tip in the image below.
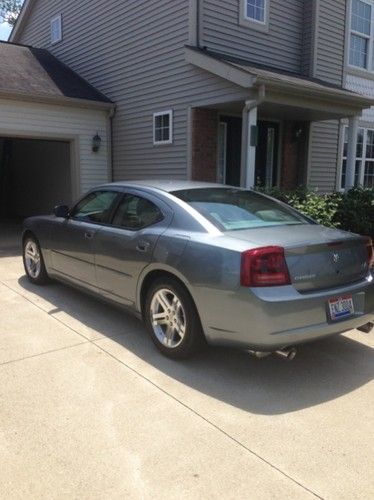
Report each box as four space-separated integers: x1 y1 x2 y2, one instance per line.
247 347 297 361
274 347 297 361
357 322 374 334
247 350 272 359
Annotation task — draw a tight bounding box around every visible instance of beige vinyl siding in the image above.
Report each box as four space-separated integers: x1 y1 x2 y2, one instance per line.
346 73 374 123
18 0 251 181
307 1 345 192
0 98 109 194
314 0 345 85
202 0 304 72
301 0 315 77
308 121 340 192
17 0 348 189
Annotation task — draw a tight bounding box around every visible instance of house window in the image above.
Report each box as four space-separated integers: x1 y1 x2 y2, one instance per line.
50 14 62 44
239 0 269 31
349 0 374 69
153 110 173 145
364 129 374 187
341 126 374 188
245 0 266 23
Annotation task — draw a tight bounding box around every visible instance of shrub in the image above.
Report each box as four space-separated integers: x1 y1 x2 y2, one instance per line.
334 188 374 238
256 186 374 238
257 186 341 228
287 190 341 228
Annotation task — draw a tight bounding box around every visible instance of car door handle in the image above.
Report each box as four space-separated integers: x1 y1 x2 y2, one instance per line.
136 241 151 253
85 231 94 240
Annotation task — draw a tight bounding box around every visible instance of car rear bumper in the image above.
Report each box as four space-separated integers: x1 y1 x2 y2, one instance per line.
196 275 374 350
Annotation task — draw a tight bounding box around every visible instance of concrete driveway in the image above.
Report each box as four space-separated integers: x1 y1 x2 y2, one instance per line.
0 223 373 499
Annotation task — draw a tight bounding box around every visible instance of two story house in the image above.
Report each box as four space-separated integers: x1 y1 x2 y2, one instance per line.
341 0 374 189
0 0 372 219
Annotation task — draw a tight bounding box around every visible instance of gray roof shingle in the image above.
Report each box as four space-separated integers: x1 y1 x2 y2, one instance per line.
0 42 112 105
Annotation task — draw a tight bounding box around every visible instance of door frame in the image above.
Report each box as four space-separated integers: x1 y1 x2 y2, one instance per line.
274 119 283 188
216 115 283 188
217 121 228 183
256 119 283 188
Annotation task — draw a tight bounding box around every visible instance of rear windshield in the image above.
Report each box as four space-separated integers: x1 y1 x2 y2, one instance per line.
172 188 311 231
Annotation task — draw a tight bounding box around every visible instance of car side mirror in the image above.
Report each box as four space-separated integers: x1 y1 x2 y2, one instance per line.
54 205 69 218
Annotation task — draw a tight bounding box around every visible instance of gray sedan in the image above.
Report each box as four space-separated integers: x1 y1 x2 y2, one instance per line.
22 181 374 359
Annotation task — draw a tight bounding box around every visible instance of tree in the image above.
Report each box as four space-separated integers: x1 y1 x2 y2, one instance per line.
0 0 23 27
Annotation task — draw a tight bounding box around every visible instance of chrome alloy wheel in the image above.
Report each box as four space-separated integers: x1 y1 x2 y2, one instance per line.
150 288 186 348
24 240 41 279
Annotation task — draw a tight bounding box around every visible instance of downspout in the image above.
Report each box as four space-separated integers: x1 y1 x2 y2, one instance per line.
241 84 266 187
243 84 266 114
108 106 116 182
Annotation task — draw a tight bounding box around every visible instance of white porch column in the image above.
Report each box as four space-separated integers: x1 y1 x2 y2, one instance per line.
241 103 258 188
345 116 359 189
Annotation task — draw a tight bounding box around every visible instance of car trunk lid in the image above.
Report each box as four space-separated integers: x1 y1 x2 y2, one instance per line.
227 225 370 291
285 238 369 292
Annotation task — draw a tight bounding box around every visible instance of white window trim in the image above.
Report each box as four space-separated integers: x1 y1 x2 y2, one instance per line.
348 0 374 72
239 0 269 33
340 125 374 188
336 123 346 191
153 110 173 146
50 14 63 45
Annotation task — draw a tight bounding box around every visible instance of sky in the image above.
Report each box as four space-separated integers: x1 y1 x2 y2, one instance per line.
0 22 12 41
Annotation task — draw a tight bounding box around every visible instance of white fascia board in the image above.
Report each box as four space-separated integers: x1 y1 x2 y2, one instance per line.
185 47 256 88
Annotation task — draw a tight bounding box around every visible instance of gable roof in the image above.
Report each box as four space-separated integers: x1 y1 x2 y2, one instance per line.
9 0 35 43
185 46 374 112
0 41 112 109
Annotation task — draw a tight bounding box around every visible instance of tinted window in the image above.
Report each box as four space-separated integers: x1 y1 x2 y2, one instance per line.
71 191 118 223
172 188 310 231
112 194 163 230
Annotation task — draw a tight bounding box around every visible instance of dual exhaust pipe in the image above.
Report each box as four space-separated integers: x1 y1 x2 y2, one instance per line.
248 322 373 361
248 347 297 361
357 322 373 334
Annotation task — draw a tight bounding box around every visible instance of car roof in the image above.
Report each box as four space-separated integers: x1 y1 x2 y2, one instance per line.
99 180 229 193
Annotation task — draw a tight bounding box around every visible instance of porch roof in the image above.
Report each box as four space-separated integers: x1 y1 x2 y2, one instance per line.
185 46 374 118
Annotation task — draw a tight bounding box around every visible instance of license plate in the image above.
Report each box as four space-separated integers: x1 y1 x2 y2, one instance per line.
328 295 354 321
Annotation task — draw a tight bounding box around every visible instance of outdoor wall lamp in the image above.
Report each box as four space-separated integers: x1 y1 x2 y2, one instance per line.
294 126 304 142
92 133 102 152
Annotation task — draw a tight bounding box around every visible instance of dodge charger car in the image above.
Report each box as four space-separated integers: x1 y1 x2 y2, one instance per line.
22 181 374 359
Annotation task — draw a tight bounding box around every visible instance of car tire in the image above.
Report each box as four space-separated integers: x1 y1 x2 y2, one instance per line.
144 277 205 359
23 235 50 285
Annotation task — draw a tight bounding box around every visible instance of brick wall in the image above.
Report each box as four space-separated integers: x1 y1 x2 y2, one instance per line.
191 108 218 182
190 113 309 189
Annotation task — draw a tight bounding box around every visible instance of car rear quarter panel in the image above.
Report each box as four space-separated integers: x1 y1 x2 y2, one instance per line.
148 233 374 349
137 232 244 312
155 235 245 338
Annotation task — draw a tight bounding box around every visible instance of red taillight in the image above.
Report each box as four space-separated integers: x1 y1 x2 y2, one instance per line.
366 238 374 268
241 246 291 287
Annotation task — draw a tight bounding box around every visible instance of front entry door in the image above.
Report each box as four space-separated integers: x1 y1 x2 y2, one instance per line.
255 121 280 188
219 116 242 187
218 118 279 188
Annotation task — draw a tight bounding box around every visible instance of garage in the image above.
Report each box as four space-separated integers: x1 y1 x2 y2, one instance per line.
0 42 114 222
0 137 71 218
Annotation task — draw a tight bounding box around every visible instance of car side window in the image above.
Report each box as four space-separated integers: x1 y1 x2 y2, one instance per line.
71 191 118 223
112 194 163 230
